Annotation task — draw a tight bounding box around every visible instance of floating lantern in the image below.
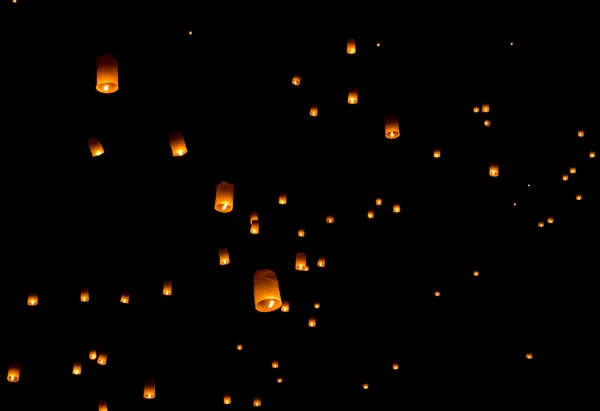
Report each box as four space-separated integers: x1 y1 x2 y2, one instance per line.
384 114 400 139
80 288 90 302
143 379 156 399
295 252 308 271
96 54 118 93
88 137 104 157
254 269 282 312
309 104 318 117
168 130 188 157
72 361 82 375
215 181 234 212
317 257 326 267
7 363 20 382
308 316 316 327
347 39 356 54
348 88 358 104
27 293 38 306
120 292 130 304
489 162 499 177
291 73 301 86
218 248 230 265
250 220 259 234
279 193 287 205
393 203 401 213
163 280 172 296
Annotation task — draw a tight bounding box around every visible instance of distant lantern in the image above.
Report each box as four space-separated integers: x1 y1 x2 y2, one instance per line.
484 120 491 127
392 361 399 370
27 293 38 306
375 198 382 206
291 73 301 86
281 301 290 312
253 395 261 407
144 379 156 399
367 210 374 219
348 88 358 104
489 162 499 177
298 228 305 237
279 193 287 205
473 106 480 113
168 130 188 157
473 271 480 277
215 181 234 212
295 252 309 271
250 220 259 234
576 194 582 200
433 148 441 158
250 211 259 223
254 269 282 312
547 217 554 224
590 151 596 158
276 377 283 383
97 352 107 365
89 350 97 360
314 302 320 309
236 344 243 351
272 360 279 368
98 401 108 411
96 54 118 93
326 215 334 224
224 393 232 405
88 137 104 157
317 257 326 267
347 39 356 54
538 221 544 228
218 248 230 265
7 363 20 382
309 104 318 117
434 291 441 297
362 383 369 389
120 292 130 304
163 280 172 296
482 104 490 112
525 352 533 360
308 316 316 327
569 167 576 174
393 203 401 213
72 361 82 375
384 114 400 139
562 174 569 181
578 130 584 137
80 288 90 302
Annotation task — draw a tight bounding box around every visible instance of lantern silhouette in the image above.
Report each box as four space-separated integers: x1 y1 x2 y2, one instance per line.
88 137 104 157
215 181 234 212
7 363 20 382
168 130 188 157
96 54 118 93
144 379 156 399
348 88 358 104
547 217 554 224
281 301 289 312
590 151 596 158
250 211 258 223
73 361 82 375
277 377 283 383
120 292 130 304
375 198 382 206
89 350 97 360
295 252 309 271
393 203 401 213
27 293 38 306
308 316 316 327
367 210 374 219
250 220 259 234
80 288 90 302
484 120 491 127
347 39 356 54
254 269 282 312
163 280 172 296
326 215 334 224
576 194 582 200
279 193 287 205
433 148 441 158
218 248 230 265
224 393 232 405
272 360 279 368
97 352 107 365
309 104 318 117
393 361 399 370
473 106 480 113
98 400 108 411
298 228 305 237
317 257 326 267
562 174 569 181
362 383 369 389
570 167 576 174
482 104 490 112
434 291 441 297
291 73 301 86
526 353 533 360
384 114 400 139
578 130 584 137
489 162 499 177
253 395 261 407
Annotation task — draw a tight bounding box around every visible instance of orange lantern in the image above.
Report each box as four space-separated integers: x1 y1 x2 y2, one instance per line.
393 203 401 213
569 167 576 174
577 130 584 137
215 181 234 212
481 104 490 112
392 361 399 370
562 174 569 181
295 252 309 271
224 393 232 405
348 88 358 104
250 211 258 223
163 280 172 296
250 220 259 234
384 114 400 139
297 228 305 237
27 292 38 306
80 288 90 302
309 104 318 117
281 301 289 312
291 73 301 86
72 361 82 375
89 350 97 360
367 210 374 219
218 248 230 265
326 215 334 224
254 269 282 312
347 39 356 54
317 256 326 267
433 148 441 158
473 106 480 113
168 129 188 157
236 344 243 351
253 395 261 407
88 137 104 157
279 193 287 205
489 162 499 177
375 198 382 206
484 120 491 127
120 292 130 304
271 360 279 368
96 54 118 93
7 363 20 382
590 151 596 158
97 352 107 365
98 400 108 411
143 379 156 399
308 316 316 327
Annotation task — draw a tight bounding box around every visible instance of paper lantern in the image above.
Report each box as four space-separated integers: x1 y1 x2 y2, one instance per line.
309 104 318 117
271 360 279 368
392 361 399 370
347 39 356 54
224 393 232 405
168 130 188 157
484 120 491 127
163 280 172 296
473 106 480 113
96 54 118 93
120 292 130 304
97 352 107 365
215 181 234 212
489 162 499 177
434 291 441 297
80 288 90 302
276 377 283 383
281 301 289 312
317 256 326 267
7 363 20 382
89 350 97 360
27 292 38 306
348 88 358 104
482 104 490 112
291 73 301 86
590 151 596 158
375 198 382 206
326 215 334 224
562 174 569 181
393 203 401 213
308 316 316 327
578 130 584 137
254 269 282 312
473 270 480 277
88 137 104 157
362 383 369 389
295 252 308 271
218 248 230 265
144 379 156 399
314 302 320 309
576 194 582 200
526 353 533 360
250 211 258 223
433 148 441 158
367 210 374 219
236 344 243 351
253 395 261 407
98 400 108 411
570 167 576 174
384 114 400 139
72 361 82 375
250 220 259 234
298 228 305 237
279 193 287 205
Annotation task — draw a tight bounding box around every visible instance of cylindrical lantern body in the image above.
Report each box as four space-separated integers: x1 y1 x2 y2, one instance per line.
80 288 90 302
97 352 107 365
88 137 104 157
73 361 82 375
482 104 490 112
224 393 232 405
120 292 129 304
272 360 279 368
317 257 326 267
27 293 38 306
250 220 259 234
348 88 358 104
7 363 20 382
309 104 318 117
253 395 261 407
254 269 282 312
393 203 401 213
347 39 356 54
295 252 308 271
89 350 97 360
250 211 258 223
281 301 289 312
308 316 316 327
489 162 499 177
98 400 108 411
433 149 441 158
298 228 305 237
163 280 172 295
326 215 334 223
291 74 301 86
144 379 156 399
218 248 230 265
384 114 400 139
279 193 287 204
96 54 118 93
215 181 234 212
168 130 188 157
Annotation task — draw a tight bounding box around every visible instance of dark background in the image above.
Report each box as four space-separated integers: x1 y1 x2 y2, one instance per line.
1 2 598 409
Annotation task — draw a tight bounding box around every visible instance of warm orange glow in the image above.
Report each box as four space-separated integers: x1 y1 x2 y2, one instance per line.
569 167 576 174
279 193 287 205
362 383 369 389
547 217 554 224
347 39 356 54
250 220 259 234
434 291 441 297
578 130 584 137
7 363 20 382
188 30 192 35
295 252 309 271
326 215 334 224
120 292 130 304
484 120 491 127
253 395 261 407
88 137 104 157
162 280 172 296
473 106 480 113
27 293 38 306
276 377 283 383
298 228 305 237
348 88 358 104
224 393 232 405
89 350 97 360
590 151 596 158
384 114 400 139
526 352 533 360
538 221 544 228
482 104 490 113
215 181 234 212
96 54 118 93
254 269 282 312
309 104 318 117
576 194 582 200
143 379 156 399
291 73 301 86
562 174 569 181
218 248 230 265
272 360 279 368
392 361 399 370
98 400 108 411
489 162 499 177
72 361 82 375
168 129 188 157
308 316 316 327
281 301 289 312
236 344 243 351
317 256 326 267
473 271 479 277
376 42 380 47
433 148 441 158
367 210 374 219
250 211 259 223
80 288 90 302
393 203 401 213
314 302 320 309
97 352 107 365
375 198 382 206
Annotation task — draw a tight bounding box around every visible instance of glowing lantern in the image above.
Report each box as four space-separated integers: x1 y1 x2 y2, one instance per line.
163 280 172 296
80 288 90 302
27 293 38 306
279 193 287 205
434 291 441 297
569 167 576 174
484 120 491 127
253 395 261 407
433 148 441 158
590 151 596 158
489 162 499 177
295 252 309 271
72 361 82 375
367 210 374 219
576 194 582 200
473 106 480 113
250 211 258 223
7 363 20 382
143 379 156 399
347 39 356 54
526 353 533 360
88 137 104 157
375 198 382 206
562 174 569 181
215 181 234 212
224 393 232 405
218 248 230 265
97 352 107 365
236 344 243 351
89 350 97 360
384 114 400 139
276 377 283 383
120 292 130 304
291 73 301 86
538 221 544 228
168 130 188 157
578 130 584 137
96 54 118 93
254 269 282 312
298 228 305 237
98 400 108 411
317 257 326 267
392 361 399 370
188 31 192 35
314 302 320 309
281 301 289 312
393 203 401 213
308 316 316 327
482 104 490 112
326 215 334 224
272 360 279 368
348 88 358 104
250 220 259 234
547 217 554 224
309 104 318 117
362 383 369 389
473 271 479 277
